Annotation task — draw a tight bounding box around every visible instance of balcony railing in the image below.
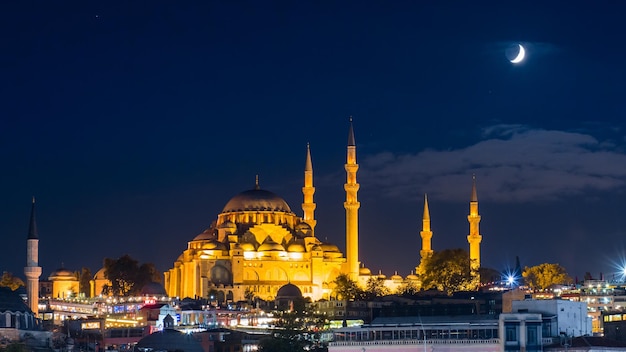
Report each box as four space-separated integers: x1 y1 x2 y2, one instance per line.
330 338 501 346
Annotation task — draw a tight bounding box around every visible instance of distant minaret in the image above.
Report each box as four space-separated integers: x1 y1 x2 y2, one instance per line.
467 175 482 282
419 194 433 270
24 197 42 316
344 118 360 280
302 143 317 234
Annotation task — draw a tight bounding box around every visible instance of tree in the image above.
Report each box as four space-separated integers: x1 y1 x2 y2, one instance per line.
522 263 572 290
331 274 364 300
0 272 25 291
78 267 92 297
479 267 501 285
396 280 420 297
420 248 476 294
364 277 389 299
102 255 160 296
244 287 255 303
258 299 327 352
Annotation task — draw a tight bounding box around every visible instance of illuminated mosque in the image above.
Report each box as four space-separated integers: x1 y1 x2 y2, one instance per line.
163 121 483 302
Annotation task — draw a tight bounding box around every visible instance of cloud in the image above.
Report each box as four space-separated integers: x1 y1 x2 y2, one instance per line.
360 125 626 202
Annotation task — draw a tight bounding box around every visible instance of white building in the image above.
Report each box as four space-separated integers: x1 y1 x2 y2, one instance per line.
511 299 592 337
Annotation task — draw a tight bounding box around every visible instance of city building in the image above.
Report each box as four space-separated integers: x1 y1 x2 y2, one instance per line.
509 299 592 337
48 267 79 299
164 121 485 302
0 287 51 348
329 315 501 352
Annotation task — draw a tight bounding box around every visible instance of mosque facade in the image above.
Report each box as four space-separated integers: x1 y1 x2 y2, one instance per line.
163 121 483 302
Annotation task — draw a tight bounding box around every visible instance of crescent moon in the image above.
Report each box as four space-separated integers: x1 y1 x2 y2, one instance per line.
510 44 525 63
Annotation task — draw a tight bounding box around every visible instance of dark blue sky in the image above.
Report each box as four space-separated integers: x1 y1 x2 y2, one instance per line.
2 2 626 282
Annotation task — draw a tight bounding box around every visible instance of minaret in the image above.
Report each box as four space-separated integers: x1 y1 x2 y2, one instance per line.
302 143 317 234
467 175 482 282
344 118 360 280
419 194 433 271
24 197 42 316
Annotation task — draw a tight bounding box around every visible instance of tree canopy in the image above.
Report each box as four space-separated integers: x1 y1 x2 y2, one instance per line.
522 263 572 290
258 298 327 352
102 255 160 296
396 280 420 297
331 274 364 301
419 248 476 294
364 277 389 299
0 272 24 291
78 267 92 297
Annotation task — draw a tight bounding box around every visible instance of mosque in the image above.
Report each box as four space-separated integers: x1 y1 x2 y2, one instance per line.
163 121 484 302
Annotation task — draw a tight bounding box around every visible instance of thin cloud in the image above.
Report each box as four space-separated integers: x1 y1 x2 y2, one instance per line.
360 125 626 202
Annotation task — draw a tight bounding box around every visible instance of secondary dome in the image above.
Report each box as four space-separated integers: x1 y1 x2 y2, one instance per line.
222 188 293 213
49 268 74 279
276 283 303 299
287 242 305 252
136 329 203 352
258 240 285 252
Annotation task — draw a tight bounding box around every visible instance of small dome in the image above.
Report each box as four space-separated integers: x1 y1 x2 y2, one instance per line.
93 268 106 280
193 229 215 241
202 240 227 250
219 221 237 229
141 282 168 296
276 283 302 298
295 222 312 236
320 242 340 252
391 274 403 281
136 330 203 352
258 242 285 252
240 242 256 251
406 274 419 281
287 242 305 252
49 268 74 278
359 267 372 276
0 287 32 314
222 188 293 213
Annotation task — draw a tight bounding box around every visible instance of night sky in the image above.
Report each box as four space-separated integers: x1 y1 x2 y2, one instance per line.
2 2 626 283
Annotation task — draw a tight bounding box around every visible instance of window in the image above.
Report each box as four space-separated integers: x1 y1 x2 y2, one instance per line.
527 326 537 345
506 326 517 342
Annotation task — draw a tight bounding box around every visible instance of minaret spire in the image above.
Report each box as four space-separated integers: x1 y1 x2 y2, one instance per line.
28 196 38 239
347 116 356 147
467 175 482 286
302 143 317 234
471 174 478 202
24 197 42 316
418 194 433 275
344 117 360 280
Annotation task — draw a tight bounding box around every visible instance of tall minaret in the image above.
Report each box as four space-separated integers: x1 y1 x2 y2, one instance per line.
24 197 42 316
419 194 433 270
344 118 360 280
467 175 482 281
302 143 317 234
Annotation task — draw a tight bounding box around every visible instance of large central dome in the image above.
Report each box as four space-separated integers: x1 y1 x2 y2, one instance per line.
222 188 293 213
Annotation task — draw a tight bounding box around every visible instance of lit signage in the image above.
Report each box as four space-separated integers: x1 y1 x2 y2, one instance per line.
81 322 101 330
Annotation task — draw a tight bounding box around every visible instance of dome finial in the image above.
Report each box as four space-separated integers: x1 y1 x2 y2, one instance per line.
255 175 260 190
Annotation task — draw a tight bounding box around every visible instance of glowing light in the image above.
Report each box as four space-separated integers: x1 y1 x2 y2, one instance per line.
507 275 515 285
